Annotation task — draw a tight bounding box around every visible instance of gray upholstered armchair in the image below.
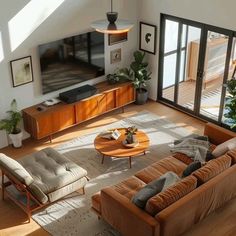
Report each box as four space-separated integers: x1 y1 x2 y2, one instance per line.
0 147 88 221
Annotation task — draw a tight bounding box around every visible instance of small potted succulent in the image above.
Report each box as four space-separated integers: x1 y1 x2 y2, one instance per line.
125 126 138 144
0 99 23 148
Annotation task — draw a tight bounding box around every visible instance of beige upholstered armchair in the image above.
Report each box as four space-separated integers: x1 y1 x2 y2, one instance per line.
0 147 88 221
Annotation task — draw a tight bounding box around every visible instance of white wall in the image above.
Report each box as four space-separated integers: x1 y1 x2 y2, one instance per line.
0 0 139 148
138 0 236 100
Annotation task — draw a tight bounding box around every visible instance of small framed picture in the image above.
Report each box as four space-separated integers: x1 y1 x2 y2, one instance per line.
108 33 128 46
139 22 157 55
110 48 121 64
10 56 34 87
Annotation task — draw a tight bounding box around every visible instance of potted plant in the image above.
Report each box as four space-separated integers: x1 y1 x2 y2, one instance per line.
125 126 138 144
0 99 23 148
224 78 236 130
106 68 132 84
130 51 152 105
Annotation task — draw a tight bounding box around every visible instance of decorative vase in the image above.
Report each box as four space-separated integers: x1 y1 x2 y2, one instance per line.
126 133 134 144
9 131 23 148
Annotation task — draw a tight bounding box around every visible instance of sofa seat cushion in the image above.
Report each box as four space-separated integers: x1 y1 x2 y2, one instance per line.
110 176 146 200
18 148 87 195
0 153 34 186
192 155 231 185
135 156 187 184
145 175 197 216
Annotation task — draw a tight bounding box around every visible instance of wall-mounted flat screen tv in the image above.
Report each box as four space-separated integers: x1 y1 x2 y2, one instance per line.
39 31 105 94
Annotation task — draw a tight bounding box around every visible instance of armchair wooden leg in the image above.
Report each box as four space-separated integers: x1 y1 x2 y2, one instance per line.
26 192 31 223
1 173 4 200
82 187 85 195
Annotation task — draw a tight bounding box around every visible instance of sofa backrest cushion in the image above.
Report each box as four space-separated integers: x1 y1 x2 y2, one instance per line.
145 175 197 216
212 137 236 157
0 153 33 186
192 155 231 185
227 148 236 165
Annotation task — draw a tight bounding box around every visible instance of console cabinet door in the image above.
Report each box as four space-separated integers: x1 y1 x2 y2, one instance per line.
75 96 100 123
117 84 135 107
36 115 53 139
105 90 116 111
52 105 75 132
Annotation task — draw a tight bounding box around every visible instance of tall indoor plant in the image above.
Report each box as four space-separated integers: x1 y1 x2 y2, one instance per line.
224 78 236 130
0 99 23 148
130 51 152 105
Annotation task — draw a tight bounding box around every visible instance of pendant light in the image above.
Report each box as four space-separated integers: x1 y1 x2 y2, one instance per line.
91 0 134 34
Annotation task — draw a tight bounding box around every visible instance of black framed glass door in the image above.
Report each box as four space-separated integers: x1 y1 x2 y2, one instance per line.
158 14 234 125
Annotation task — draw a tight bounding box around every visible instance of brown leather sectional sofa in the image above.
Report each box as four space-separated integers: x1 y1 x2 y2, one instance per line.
91 123 236 236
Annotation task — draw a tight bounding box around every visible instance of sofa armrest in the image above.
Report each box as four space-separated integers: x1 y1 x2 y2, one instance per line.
101 188 160 236
204 123 236 145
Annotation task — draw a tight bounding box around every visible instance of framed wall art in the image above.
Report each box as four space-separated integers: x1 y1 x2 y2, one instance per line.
139 22 157 54
110 48 121 64
10 56 34 87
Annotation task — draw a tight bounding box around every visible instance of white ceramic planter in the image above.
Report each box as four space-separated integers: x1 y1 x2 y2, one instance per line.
9 131 23 148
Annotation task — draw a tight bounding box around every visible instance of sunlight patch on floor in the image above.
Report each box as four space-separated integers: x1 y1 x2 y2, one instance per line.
0 32 4 62
8 0 65 51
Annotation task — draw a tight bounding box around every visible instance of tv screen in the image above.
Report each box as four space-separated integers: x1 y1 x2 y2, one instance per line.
39 31 105 94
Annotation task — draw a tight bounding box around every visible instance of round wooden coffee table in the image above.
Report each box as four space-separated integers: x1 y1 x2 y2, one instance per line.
94 128 149 168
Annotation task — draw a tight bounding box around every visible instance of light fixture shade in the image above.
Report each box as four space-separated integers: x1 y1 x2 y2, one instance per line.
91 19 134 34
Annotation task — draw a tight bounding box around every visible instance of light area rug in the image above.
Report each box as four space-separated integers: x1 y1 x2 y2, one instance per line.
32 111 191 236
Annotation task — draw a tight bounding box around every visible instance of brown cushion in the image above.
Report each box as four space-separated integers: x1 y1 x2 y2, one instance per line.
227 149 236 165
111 176 146 200
212 137 236 157
135 156 187 184
192 155 232 185
145 176 197 216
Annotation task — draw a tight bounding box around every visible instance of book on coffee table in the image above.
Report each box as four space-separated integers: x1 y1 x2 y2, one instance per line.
99 129 121 140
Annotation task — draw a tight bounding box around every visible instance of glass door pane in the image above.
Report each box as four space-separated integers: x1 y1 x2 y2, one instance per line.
199 31 229 120
162 19 179 102
177 25 202 111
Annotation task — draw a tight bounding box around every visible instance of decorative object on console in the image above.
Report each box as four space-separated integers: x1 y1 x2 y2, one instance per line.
10 56 33 87
108 32 128 45
43 98 61 107
0 99 23 148
106 67 131 84
139 22 157 55
129 50 152 105
91 0 134 34
110 48 121 64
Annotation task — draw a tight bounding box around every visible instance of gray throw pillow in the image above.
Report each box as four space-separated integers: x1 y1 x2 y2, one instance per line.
132 172 180 209
174 134 209 145
182 161 202 177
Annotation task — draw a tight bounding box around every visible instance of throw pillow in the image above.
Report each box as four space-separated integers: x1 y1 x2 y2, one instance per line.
132 172 180 209
182 161 202 177
212 137 236 157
